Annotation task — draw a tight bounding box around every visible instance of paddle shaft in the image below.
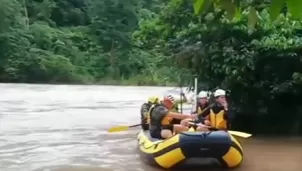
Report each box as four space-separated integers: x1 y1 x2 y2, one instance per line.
188 121 251 137
108 123 142 132
129 124 141 128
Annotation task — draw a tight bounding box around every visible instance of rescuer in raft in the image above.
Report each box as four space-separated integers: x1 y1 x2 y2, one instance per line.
180 90 210 129
192 91 210 114
140 96 160 130
182 89 233 131
148 95 197 139
197 89 233 130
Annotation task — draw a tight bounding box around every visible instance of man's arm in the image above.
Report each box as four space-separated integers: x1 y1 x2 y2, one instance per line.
155 106 192 121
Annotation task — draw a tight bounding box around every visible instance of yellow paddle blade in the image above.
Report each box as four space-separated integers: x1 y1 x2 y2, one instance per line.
108 126 130 133
228 130 252 138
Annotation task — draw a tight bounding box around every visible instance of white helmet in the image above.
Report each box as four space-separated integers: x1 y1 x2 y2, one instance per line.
198 91 208 98
214 89 226 97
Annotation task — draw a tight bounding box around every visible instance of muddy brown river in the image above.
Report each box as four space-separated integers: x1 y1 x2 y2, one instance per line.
0 84 301 171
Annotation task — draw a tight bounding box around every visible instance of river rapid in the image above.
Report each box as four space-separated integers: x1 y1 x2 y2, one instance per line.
0 84 301 171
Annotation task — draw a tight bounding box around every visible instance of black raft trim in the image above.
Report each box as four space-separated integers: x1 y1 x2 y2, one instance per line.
231 141 243 156
152 142 181 158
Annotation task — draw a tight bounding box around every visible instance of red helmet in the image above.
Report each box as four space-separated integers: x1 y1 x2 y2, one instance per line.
163 94 174 104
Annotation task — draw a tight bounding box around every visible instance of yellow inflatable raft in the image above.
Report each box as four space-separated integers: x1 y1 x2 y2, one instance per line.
137 129 243 169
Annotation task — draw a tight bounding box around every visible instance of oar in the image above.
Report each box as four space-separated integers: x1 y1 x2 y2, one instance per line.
188 122 252 138
108 123 252 138
108 124 141 133
228 130 252 138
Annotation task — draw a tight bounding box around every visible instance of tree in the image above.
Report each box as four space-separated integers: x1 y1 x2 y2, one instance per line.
133 0 302 134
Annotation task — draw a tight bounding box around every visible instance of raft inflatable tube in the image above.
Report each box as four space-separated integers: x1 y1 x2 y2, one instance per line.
137 129 243 169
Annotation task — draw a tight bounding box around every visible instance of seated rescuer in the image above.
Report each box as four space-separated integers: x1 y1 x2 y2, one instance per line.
194 89 233 131
194 91 209 114
149 95 197 139
140 96 159 130
180 90 210 128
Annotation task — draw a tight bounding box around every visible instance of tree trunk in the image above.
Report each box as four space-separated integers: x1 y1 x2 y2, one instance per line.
23 0 29 29
109 40 119 79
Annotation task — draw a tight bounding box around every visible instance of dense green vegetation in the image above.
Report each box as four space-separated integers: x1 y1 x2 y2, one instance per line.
151 0 302 135
0 0 182 85
1 0 302 135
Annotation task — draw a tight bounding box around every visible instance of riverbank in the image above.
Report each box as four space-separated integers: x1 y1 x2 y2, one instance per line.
97 76 178 86
0 76 179 87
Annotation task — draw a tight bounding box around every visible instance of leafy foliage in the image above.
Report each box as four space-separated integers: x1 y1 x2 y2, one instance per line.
191 0 302 29
133 0 302 134
0 0 177 85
